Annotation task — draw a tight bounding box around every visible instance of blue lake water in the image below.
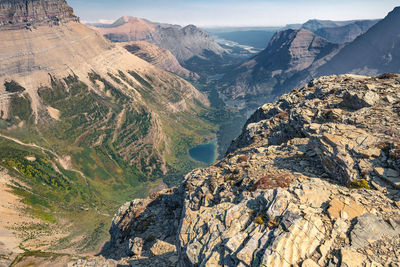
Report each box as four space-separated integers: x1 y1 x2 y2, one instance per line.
189 140 217 165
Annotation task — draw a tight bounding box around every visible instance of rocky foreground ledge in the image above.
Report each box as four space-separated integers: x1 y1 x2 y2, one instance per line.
72 74 400 266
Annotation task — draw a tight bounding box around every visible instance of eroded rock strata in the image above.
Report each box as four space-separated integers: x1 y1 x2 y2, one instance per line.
74 74 400 266
0 0 78 29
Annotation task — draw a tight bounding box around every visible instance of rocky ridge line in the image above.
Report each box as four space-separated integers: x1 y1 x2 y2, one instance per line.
73 74 400 266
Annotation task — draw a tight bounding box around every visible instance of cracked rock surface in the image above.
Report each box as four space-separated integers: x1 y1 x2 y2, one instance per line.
72 74 400 266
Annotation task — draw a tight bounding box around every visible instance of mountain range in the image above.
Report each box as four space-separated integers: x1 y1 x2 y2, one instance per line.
90 16 226 64
221 7 399 108
286 19 380 44
221 29 342 107
318 7 400 76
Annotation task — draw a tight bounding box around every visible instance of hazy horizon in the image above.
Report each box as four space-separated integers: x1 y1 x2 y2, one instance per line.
68 0 398 27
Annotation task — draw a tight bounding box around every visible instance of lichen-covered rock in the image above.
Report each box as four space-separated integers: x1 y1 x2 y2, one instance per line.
99 75 400 267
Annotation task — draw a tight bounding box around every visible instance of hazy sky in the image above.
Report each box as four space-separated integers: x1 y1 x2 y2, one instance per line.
68 0 399 27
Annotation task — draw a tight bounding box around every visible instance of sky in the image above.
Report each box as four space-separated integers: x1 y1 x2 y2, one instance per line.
68 0 399 27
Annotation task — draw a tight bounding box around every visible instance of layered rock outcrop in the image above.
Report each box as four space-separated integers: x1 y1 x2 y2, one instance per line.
0 0 78 29
96 74 400 266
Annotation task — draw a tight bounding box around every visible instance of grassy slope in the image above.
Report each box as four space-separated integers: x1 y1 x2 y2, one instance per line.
0 71 218 254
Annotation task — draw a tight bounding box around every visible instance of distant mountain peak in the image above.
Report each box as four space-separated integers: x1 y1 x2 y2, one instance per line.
0 0 78 29
108 15 151 28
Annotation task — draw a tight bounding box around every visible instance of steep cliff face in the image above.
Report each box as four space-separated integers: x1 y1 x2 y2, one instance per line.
97 74 400 267
90 16 226 63
0 0 78 28
221 29 341 107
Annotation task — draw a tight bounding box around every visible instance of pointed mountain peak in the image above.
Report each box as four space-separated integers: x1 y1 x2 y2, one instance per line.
0 0 78 29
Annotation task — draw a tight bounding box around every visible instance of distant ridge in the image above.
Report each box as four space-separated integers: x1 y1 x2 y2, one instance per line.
221 7 398 107
318 6 400 75
221 29 340 107
286 18 380 44
90 16 226 62
313 20 380 43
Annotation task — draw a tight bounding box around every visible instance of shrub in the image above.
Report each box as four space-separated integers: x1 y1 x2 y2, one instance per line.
348 179 370 190
254 216 264 225
9 95 32 121
128 71 153 89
